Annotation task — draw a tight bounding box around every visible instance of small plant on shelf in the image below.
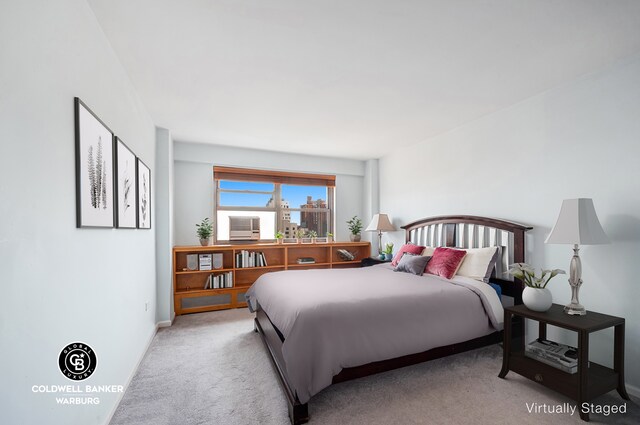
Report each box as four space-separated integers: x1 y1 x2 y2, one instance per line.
326 232 334 243
196 218 213 246
347 216 363 242
308 230 318 243
295 229 305 243
275 231 284 244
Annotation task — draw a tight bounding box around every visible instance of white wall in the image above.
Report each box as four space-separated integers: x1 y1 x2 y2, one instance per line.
363 159 381 252
0 1 157 424
173 142 367 246
174 161 215 246
155 128 174 324
379 56 640 393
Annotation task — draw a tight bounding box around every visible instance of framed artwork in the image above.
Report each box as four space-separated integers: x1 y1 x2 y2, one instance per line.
136 158 151 229
114 138 137 228
75 97 115 228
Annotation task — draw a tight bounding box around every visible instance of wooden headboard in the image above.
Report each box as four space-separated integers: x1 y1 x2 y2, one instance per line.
401 215 532 304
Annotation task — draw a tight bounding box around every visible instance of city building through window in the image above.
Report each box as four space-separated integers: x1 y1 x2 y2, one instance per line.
213 167 335 243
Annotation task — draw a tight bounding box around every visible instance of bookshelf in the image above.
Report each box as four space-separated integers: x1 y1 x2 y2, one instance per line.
173 241 370 315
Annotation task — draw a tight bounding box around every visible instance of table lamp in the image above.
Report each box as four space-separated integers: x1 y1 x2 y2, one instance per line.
365 214 397 255
545 198 609 315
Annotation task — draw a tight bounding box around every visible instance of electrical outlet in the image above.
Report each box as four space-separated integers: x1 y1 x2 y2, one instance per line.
145 301 148 312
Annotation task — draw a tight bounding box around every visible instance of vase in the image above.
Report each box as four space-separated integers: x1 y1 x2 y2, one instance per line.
200 238 210 247
385 253 393 261
522 287 553 312
350 234 361 242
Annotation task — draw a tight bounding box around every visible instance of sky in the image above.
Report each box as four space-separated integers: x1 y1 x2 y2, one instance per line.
219 181 327 224
219 181 327 208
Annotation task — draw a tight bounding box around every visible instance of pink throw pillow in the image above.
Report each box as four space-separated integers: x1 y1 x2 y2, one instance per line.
425 247 467 279
391 243 425 266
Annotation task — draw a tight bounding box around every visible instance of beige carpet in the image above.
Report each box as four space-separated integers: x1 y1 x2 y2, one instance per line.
110 309 638 425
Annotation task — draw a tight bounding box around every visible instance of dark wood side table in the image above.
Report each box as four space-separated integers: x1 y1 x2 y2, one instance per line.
499 304 629 421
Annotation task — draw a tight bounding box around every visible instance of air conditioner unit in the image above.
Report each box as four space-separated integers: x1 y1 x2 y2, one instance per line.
229 216 260 241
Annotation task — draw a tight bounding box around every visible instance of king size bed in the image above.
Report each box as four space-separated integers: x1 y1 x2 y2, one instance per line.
246 215 531 424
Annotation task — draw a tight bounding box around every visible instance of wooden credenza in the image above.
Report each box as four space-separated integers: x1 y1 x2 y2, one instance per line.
173 241 370 315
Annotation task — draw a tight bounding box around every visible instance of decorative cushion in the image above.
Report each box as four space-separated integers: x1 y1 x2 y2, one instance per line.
394 254 432 276
391 243 425 266
455 246 500 282
421 247 436 257
425 247 467 279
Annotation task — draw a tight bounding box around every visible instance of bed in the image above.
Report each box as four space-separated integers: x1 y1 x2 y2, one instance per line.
246 215 531 424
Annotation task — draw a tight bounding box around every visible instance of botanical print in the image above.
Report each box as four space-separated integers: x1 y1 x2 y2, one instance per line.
115 138 137 228
76 98 114 227
122 163 132 212
137 158 151 229
87 137 108 209
141 173 148 221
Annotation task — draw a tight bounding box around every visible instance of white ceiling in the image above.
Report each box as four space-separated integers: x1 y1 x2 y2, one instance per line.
88 0 640 160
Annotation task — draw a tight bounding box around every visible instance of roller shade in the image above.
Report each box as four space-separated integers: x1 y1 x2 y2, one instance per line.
213 166 336 187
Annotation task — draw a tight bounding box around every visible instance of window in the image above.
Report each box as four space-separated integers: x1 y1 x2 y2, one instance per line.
213 167 335 243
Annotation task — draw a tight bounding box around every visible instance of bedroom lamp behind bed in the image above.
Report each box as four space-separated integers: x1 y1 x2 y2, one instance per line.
365 213 397 255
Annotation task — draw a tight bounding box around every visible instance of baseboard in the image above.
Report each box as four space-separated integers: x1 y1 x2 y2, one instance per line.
157 320 172 328
157 312 175 328
103 323 159 425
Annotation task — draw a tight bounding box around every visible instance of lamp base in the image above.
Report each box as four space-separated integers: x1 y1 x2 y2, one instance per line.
564 302 586 316
564 245 587 316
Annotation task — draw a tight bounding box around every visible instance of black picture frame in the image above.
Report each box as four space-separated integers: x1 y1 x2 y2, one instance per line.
136 158 151 229
114 137 137 229
75 97 115 228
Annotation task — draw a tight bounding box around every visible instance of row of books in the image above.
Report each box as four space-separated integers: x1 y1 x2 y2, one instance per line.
236 250 268 268
524 339 579 374
204 272 233 289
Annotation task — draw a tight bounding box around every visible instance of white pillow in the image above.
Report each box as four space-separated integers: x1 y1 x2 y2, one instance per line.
455 246 499 283
421 247 436 257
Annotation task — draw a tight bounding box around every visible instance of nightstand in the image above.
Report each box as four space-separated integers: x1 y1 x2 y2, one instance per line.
361 257 389 267
499 304 629 421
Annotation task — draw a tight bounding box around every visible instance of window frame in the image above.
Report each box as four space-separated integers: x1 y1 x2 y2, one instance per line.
213 167 335 244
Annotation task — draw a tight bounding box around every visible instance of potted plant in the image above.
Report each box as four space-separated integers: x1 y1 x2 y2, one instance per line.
508 263 565 312
326 232 334 243
275 231 284 244
295 229 305 244
383 243 394 261
347 216 363 242
196 218 213 246
308 230 318 243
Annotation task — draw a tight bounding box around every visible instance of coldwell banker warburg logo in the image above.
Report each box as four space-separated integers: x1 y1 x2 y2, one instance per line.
58 342 97 381
31 342 123 405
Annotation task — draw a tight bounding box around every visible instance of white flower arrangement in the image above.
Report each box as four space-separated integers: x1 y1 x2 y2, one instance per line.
508 263 565 288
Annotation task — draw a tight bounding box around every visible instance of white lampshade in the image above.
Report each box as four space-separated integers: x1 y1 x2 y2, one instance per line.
365 214 397 232
545 198 609 245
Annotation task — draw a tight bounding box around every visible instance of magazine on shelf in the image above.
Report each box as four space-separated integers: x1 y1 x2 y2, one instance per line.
524 339 581 374
296 257 316 264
